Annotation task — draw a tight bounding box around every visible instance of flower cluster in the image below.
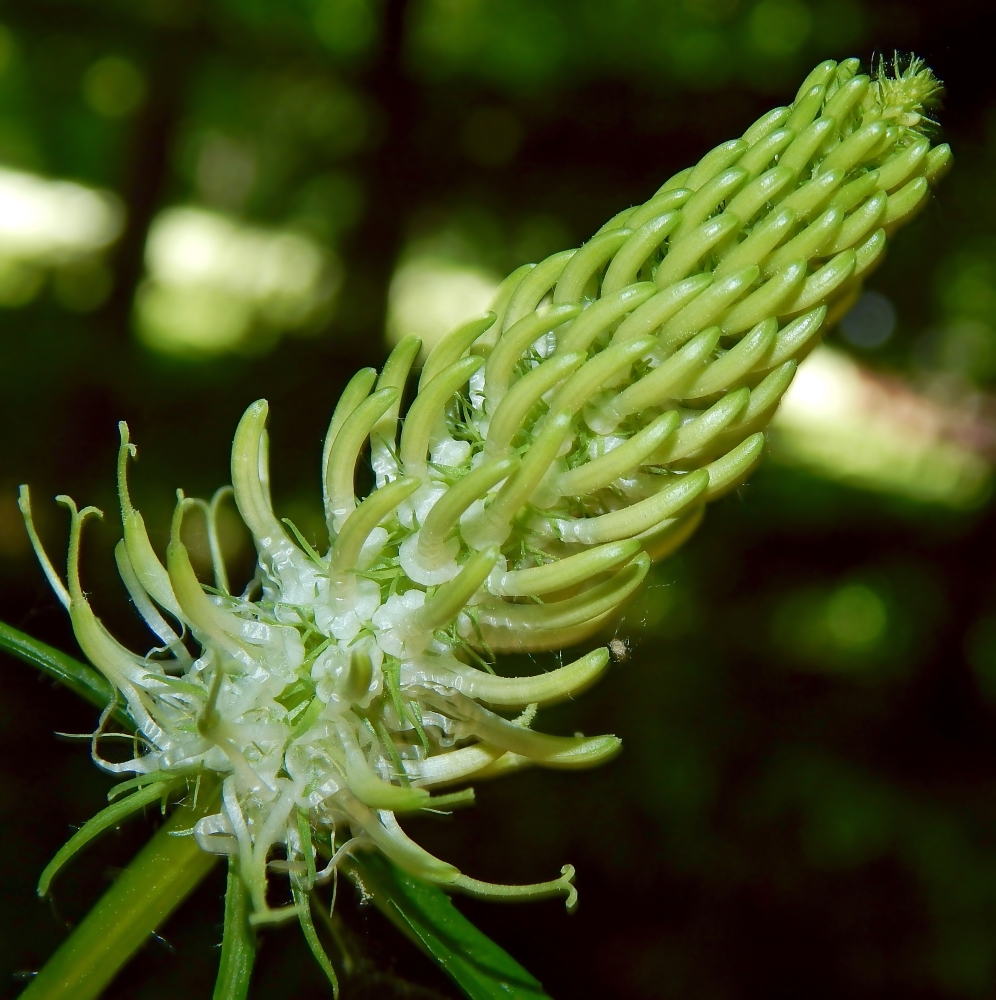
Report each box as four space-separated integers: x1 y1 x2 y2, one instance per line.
23 55 948 927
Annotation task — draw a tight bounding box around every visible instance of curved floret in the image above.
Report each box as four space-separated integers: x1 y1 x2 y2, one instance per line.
22 55 949 944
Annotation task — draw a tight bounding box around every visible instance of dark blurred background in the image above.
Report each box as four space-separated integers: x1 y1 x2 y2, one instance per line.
4 0 996 997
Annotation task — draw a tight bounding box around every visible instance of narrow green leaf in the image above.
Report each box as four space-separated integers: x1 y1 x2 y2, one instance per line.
297 810 318 888
0 620 132 728
108 769 197 802
346 853 551 1000
291 879 339 996
213 857 256 1000
38 779 178 897
19 778 222 1000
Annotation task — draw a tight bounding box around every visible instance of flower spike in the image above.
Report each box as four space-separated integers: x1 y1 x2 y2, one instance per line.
24 55 951 986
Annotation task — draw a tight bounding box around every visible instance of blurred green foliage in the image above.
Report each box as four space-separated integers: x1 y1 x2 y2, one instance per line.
2 1 996 998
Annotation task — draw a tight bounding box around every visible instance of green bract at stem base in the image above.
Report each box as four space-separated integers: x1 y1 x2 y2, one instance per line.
215 858 256 1000
19 777 221 1000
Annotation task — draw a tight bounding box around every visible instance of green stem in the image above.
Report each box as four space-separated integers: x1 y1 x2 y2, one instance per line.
20 778 221 1000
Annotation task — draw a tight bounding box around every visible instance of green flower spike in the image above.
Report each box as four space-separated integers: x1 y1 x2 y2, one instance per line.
21 53 948 991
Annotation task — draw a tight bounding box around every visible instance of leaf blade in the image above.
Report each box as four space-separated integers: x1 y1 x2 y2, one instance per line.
291 878 340 996
19 779 222 1000
0 620 132 727
38 778 178 897
347 853 551 1000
